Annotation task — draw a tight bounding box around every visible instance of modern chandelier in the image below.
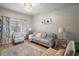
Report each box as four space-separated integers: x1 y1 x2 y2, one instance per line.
24 3 32 10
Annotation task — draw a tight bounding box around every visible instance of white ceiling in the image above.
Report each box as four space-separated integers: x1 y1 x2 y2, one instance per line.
0 3 77 16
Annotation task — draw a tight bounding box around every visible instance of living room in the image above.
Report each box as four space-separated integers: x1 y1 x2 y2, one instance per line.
0 3 79 56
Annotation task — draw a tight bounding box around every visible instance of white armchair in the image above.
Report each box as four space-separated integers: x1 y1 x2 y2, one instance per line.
12 32 24 44
64 40 75 56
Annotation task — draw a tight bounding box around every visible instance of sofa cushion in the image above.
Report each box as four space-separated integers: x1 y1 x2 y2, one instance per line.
39 38 49 44
32 36 40 41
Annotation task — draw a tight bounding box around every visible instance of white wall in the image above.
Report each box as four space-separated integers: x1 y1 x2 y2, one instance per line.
33 4 79 41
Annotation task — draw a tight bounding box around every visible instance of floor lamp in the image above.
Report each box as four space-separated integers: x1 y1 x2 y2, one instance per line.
58 27 65 40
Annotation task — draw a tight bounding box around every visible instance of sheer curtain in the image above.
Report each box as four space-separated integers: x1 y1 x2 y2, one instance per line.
0 16 3 44
10 18 27 43
2 16 10 44
0 16 27 44
10 18 27 34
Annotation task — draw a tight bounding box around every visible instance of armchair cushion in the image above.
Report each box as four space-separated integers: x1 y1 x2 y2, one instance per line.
64 50 74 56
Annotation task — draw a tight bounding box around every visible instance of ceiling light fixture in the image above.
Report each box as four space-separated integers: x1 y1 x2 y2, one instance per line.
24 3 32 10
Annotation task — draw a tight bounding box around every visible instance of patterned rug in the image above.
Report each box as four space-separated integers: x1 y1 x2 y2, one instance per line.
1 43 43 56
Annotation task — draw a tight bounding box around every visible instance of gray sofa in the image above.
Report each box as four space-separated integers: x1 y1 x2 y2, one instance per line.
29 32 57 47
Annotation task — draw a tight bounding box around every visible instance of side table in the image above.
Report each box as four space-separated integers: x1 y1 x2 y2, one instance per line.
24 34 29 40
54 39 67 50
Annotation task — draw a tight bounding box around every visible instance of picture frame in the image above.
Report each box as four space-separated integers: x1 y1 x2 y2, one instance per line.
41 18 52 24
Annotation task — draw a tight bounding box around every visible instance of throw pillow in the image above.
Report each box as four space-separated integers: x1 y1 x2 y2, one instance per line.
36 33 42 37
47 33 53 38
41 32 47 38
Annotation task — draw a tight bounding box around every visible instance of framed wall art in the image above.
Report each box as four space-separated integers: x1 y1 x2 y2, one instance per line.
41 18 52 24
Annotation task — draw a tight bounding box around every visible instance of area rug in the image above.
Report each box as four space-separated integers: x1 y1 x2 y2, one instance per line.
1 43 43 56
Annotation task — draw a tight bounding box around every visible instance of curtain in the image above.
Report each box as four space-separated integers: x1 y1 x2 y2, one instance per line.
0 16 27 44
10 18 27 34
2 16 10 44
0 16 3 44
10 18 27 42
